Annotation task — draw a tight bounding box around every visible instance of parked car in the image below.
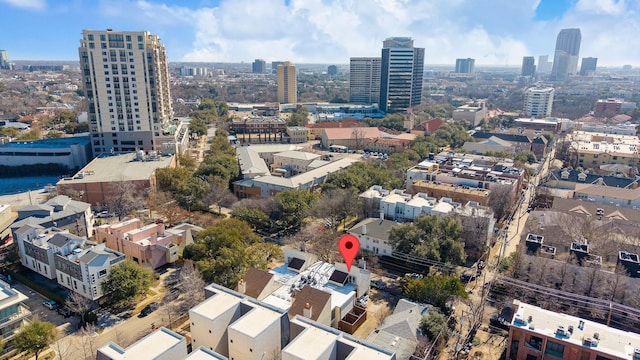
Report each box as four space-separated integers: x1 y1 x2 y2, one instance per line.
168 288 180 298
57 307 73 318
95 211 114 218
138 302 159 317
43 299 59 310
370 279 385 290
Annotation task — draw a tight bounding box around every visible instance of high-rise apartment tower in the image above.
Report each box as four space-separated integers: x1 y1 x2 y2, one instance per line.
79 29 173 155
349 57 381 105
277 61 297 104
521 56 536 77
551 28 581 81
524 85 555 117
455 58 475 73
379 37 424 112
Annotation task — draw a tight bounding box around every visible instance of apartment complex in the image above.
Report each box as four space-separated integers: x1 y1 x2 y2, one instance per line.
349 57 382 105
551 28 581 81
455 58 475 73
379 37 424 112
79 29 173 155
11 195 94 238
506 300 640 360
277 61 297 104
524 86 555 117
14 225 125 300
567 131 640 169
96 218 181 270
594 98 637 117
0 280 30 358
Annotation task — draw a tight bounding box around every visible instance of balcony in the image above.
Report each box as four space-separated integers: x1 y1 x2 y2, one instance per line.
0 304 31 331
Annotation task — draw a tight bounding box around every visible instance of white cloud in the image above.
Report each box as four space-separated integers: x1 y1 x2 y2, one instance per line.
0 0 45 11
101 0 638 66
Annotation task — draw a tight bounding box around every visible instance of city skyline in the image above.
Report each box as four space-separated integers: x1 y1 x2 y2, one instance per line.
0 0 638 67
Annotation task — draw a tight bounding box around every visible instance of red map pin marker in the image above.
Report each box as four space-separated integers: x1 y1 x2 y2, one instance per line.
338 234 360 271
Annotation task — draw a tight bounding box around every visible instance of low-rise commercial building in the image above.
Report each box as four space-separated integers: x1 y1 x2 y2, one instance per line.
56 152 176 208
14 225 125 300
0 136 91 170
594 98 636 117
506 299 640 360
453 101 486 126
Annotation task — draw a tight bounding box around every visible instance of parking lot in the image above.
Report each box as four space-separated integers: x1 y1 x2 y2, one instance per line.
12 282 79 330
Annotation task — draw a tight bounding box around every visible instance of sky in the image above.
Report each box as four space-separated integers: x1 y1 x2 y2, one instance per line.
0 0 638 67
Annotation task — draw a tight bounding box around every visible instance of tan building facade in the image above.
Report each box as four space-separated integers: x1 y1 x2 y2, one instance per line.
277 61 297 104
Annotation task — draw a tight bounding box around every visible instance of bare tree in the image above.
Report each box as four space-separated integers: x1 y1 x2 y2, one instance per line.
178 260 206 309
146 191 188 226
309 188 361 230
112 327 131 348
76 323 98 360
488 184 514 222
51 336 72 360
106 180 143 220
205 183 237 214
351 128 366 150
66 291 92 327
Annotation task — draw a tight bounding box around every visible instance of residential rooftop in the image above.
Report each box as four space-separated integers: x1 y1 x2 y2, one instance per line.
97 327 186 360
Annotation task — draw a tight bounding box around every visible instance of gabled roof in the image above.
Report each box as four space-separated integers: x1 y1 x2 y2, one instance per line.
240 268 274 299
548 169 637 188
552 197 640 223
288 285 331 321
472 132 532 144
348 218 399 242
48 233 82 248
482 136 513 147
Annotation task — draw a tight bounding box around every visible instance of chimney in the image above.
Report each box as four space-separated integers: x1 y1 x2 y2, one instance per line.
303 303 313 318
238 279 246 294
362 224 367 235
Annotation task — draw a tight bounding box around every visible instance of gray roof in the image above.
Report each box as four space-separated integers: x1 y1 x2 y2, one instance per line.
13 224 43 236
48 233 83 248
274 151 320 161
348 218 400 241
368 299 430 360
237 146 270 178
14 195 90 228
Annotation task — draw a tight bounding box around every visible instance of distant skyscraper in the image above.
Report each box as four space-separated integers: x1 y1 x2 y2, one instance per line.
252 59 266 73
580 57 598 76
551 28 581 81
0 50 13 70
327 65 338 76
521 56 536 77
271 61 285 74
349 57 381 105
379 37 424 112
79 29 173 155
537 55 551 73
277 61 297 104
455 58 475 73
524 86 555 117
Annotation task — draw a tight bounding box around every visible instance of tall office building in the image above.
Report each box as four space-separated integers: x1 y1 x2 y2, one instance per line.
580 57 598 76
379 37 424 112
455 58 475 73
79 29 173 156
521 56 536 77
327 65 338 76
349 57 381 105
271 61 285 74
537 55 551 73
0 50 13 70
524 86 555 117
252 59 266 73
551 28 581 81
277 61 297 104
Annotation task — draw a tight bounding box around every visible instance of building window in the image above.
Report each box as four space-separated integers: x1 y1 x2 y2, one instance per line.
526 355 537 360
545 341 564 358
98 269 108 278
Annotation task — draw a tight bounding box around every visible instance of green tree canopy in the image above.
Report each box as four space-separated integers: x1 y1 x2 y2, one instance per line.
403 275 467 309
420 310 450 340
183 218 283 288
286 107 310 126
14 320 57 360
389 214 466 265
274 189 319 233
101 260 154 305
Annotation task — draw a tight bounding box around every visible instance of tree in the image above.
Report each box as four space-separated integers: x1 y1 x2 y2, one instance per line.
488 184 514 221
420 311 450 340
178 260 206 310
231 207 273 235
402 275 467 309
309 188 361 229
77 323 98 360
101 260 154 306
106 180 143 220
389 214 466 265
205 183 237 214
146 191 188 226
286 107 309 126
66 291 92 327
274 190 319 233
14 320 57 360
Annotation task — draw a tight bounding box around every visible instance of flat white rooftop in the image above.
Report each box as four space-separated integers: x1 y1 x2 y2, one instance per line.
228 305 282 338
97 327 185 359
0 280 27 308
282 326 338 358
185 346 227 360
511 300 640 359
190 291 241 320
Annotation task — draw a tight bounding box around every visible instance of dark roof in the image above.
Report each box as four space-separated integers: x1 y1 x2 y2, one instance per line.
240 268 274 299
288 286 331 321
329 270 348 285
548 169 637 188
288 257 305 271
552 197 640 223
532 136 548 144
472 132 532 144
47 233 82 248
348 218 399 241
